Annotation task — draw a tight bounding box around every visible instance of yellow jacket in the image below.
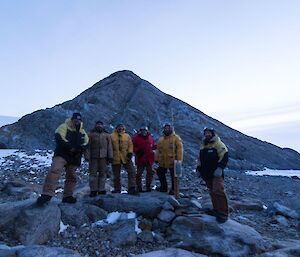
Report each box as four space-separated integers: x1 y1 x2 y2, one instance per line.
111 130 133 165
156 132 183 169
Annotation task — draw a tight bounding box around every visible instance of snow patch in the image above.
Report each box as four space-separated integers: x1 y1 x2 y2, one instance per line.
93 211 137 227
246 168 300 178
59 221 69 234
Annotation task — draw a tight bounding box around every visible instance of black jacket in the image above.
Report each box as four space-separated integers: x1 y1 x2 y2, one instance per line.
54 119 89 166
198 136 228 180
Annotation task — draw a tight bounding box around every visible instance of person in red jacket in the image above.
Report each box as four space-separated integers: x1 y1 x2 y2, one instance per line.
132 126 156 192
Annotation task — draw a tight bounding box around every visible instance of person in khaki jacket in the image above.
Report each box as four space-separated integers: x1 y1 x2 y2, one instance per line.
86 121 113 197
111 124 138 195
36 112 89 206
156 123 183 195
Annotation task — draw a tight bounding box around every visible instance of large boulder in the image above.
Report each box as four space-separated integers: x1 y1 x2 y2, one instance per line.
169 215 270 257
133 248 207 257
0 245 81 257
91 192 169 218
0 199 57 245
59 202 107 227
0 199 34 232
14 202 61 245
110 219 137 247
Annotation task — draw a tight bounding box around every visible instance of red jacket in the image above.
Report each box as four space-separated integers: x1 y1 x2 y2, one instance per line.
132 132 156 166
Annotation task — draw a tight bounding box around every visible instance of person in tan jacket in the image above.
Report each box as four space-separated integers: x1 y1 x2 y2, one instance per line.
86 121 113 197
156 123 183 195
111 124 138 195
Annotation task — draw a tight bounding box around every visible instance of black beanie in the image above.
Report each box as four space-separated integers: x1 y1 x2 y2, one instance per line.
71 112 82 121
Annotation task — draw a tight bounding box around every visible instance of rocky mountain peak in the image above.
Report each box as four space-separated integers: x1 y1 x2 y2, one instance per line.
0 70 300 170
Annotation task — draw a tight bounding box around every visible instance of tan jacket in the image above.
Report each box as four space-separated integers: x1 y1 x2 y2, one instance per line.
111 130 133 165
88 130 113 159
156 132 183 169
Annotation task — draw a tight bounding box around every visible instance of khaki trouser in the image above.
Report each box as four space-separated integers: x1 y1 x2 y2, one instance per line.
89 158 107 192
205 177 229 217
136 164 154 191
42 156 77 197
112 161 136 191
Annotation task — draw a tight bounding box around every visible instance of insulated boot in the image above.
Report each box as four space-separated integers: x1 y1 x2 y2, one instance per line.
35 194 51 207
89 191 98 197
128 187 139 196
216 213 228 223
62 196 77 204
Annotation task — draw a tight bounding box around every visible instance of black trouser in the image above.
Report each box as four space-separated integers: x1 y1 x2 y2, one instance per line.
156 167 174 191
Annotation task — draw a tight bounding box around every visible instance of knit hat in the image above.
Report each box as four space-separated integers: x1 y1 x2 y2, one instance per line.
71 112 82 121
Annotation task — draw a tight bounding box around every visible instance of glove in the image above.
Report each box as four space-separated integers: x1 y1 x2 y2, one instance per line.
127 153 133 160
214 167 223 177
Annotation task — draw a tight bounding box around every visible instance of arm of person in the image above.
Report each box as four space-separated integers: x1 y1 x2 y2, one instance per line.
55 123 72 151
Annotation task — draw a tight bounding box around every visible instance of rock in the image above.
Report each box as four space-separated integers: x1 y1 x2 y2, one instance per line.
167 197 181 208
162 201 174 211
190 200 202 209
0 249 16 257
92 193 167 218
272 215 289 227
111 219 137 247
1 181 33 199
14 201 61 245
257 244 300 257
138 231 154 243
157 210 176 223
16 245 81 257
152 219 169 233
59 202 107 227
169 215 269 257
273 202 300 219
133 247 207 257
153 232 165 243
138 219 152 231
0 199 35 231
230 199 265 211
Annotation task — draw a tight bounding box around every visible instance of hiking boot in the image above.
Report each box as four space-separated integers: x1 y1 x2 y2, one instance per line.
204 209 218 216
35 194 51 207
137 187 144 193
216 214 228 223
98 190 106 195
128 187 140 196
62 196 77 204
168 189 174 195
89 191 98 197
156 187 167 193
111 190 121 194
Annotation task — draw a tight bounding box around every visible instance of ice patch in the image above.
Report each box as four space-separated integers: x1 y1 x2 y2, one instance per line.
246 168 300 178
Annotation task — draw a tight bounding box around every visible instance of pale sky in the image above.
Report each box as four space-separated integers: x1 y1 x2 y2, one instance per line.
0 0 299 151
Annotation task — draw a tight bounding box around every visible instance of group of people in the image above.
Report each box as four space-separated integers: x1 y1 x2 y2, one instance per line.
36 112 229 223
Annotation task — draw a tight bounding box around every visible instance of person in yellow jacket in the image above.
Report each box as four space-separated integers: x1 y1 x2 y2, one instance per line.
36 112 89 206
156 123 183 195
111 124 138 195
196 127 229 223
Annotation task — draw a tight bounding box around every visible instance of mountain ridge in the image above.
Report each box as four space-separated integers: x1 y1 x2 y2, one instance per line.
0 70 299 170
